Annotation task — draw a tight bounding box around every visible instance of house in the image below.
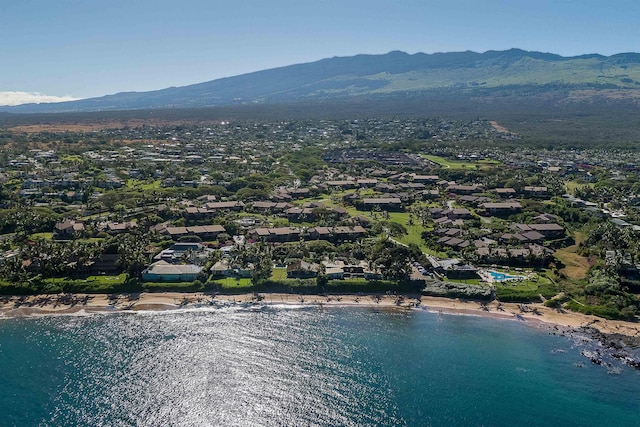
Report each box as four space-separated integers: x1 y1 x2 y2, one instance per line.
493 188 516 198
430 257 479 279
0 249 20 265
446 208 472 220
164 226 189 239
421 189 440 200
444 263 479 279
250 201 291 213
330 206 349 218
433 217 453 227
286 260 320 278
288 188 312 198
204 201 245 212
398 182 426 191
342 264 365 279
476 244 553 266
307 226 367 242
161 225 225 240
325 180 357 189
96 176 123 189
186 225 226 240
514 223 564 237
429 208 445 218
54 220 85 239
284 207 315 220
520 231 545 242
387 173 410 182
532 213 559 223
458 195 480 204
362 197 402 211
500 233 529 243
184 207 212 219
611 218 632 227
142 260 202 282
356 179 378 188
480 202 522 215
411 174 439 183
88 254 120 275
62 191 84 203
250 227 302 242
324 265 344 279
196 195 218 203
105 222 138 234
523 186 549 197
375 183 397 193
153 242 214 263
273 190 293 201
210 259 253 278
446 184 480 195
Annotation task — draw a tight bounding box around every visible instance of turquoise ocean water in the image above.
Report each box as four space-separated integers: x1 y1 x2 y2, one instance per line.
0 306 638 426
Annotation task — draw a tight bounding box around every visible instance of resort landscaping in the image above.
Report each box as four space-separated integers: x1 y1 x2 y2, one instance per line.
1 117 640 321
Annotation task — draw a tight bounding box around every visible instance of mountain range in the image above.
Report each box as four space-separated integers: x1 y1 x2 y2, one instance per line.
5 48 640 114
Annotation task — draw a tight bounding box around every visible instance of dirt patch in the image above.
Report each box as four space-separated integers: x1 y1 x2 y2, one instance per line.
554 232 593 279
489 120 513 133
555 246 594 280
9 123 121 133
7 118 201 133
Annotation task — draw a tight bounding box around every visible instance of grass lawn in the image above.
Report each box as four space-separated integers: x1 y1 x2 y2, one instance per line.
61 155 82 163
386 212 448 256
564 180 594 195
76 238 106 244
213 277 254 289
345 207 447 257
270 267 287 281
446 278 482 285
553 231 591 280
477 159 502 165
422 155 499 170
40 274 129 293
493 272 559 302
30 232 53 240
126 179 161 191
85 274 127 284
45 274 127 285
292 193 333 206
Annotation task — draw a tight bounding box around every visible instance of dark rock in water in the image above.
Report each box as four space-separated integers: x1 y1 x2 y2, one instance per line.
626 358 640 369
582 350 603 365
571 326 640 370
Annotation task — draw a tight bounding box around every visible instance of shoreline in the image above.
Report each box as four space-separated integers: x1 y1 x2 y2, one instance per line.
1 291 639 338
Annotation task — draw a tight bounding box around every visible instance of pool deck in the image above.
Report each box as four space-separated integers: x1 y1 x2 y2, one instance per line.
478 269 529 284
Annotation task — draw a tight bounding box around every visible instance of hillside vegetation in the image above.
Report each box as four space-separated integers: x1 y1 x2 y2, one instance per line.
5 49 640 113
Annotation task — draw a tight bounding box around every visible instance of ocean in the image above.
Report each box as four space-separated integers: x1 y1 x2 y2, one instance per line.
0 306 638 426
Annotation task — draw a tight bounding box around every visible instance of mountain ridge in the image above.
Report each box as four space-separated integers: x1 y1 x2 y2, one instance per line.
5 49 640 113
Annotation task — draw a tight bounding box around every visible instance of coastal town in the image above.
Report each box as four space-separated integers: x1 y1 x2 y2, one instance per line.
1 117 639 323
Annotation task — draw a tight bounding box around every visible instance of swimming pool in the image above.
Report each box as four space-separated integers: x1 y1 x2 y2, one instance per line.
488 270 525 282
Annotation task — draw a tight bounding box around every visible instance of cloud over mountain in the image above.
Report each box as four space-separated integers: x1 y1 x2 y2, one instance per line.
0 91 80 106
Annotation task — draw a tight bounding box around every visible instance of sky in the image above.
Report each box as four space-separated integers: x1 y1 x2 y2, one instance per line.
1 0 639 105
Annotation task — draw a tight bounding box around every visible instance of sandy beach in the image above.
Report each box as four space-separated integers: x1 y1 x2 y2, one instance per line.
1 292 639 338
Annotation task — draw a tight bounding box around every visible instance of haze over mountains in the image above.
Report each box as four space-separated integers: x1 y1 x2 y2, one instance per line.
5 49 640 114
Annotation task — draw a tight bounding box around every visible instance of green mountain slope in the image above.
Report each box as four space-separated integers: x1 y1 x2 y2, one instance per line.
5 49 640 113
